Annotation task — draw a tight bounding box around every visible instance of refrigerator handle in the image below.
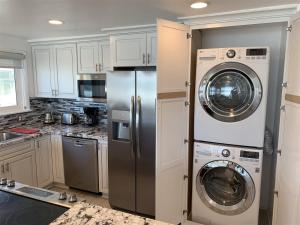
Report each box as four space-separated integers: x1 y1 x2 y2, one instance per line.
136 96 141 159
130 96 135 158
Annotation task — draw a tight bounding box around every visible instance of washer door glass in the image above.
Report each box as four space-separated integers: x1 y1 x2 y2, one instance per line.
196 160 255 215
199 62 262 122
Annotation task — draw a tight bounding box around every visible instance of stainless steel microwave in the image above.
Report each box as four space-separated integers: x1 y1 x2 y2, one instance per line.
77 74 106 102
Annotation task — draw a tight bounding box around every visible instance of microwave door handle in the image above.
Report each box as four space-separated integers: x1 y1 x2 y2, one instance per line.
130 96 135 158
136 96 141 159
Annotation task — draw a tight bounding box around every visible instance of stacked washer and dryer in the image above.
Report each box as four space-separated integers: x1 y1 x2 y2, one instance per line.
192 47 270 225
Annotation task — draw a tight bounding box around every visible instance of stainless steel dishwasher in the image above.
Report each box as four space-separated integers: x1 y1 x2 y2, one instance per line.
62 136 99 193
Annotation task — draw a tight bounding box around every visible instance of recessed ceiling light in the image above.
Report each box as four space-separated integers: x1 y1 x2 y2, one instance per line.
48 19 64 25
190 2 208 9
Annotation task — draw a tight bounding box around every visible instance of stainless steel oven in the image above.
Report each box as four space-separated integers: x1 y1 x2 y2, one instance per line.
77 74 106 102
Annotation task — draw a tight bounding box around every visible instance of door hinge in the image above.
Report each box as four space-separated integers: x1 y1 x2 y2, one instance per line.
184 101 190 107
286 25 293 32
183 210 188 215
277 150 282 156
187 33 192 39
185 81 191 87
183 175 189 180
282 82 288 88
184 139 189 144
280 105 286 111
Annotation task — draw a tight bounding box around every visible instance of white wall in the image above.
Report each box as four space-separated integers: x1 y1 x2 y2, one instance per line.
0 33 34 98
199 22 287 212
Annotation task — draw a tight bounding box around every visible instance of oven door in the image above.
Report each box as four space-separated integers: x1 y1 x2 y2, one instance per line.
77 74 107 102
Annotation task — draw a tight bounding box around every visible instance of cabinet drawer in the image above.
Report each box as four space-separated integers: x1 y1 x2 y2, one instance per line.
0 141 34 159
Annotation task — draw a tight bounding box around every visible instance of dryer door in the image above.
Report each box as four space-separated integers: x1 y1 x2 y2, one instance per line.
198 62 262 122
196 160 255 215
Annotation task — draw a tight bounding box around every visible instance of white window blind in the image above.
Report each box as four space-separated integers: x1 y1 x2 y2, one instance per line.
0 51 25 69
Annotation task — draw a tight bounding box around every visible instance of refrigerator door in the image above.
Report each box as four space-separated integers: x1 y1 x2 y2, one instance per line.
136 70 156 216
107 71 136 211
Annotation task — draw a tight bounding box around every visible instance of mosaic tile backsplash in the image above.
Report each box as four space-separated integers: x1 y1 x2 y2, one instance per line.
0 98 107 131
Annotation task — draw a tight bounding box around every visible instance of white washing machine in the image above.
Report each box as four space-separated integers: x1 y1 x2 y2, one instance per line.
194 47 270 147
192 142 263 225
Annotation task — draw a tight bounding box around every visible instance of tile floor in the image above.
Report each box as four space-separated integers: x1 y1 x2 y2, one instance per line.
49 186 111 209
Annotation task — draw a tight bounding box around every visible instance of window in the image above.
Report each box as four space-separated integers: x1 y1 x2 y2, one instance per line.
0 68 17 107
0 51 28 115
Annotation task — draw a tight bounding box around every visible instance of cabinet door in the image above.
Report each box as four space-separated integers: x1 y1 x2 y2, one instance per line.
99 41 111 72
156 19 190 224
147 32 157 66
35 136 53 187
110 33 147 67
51 135 65 184
273 13 300 225
32 46 56 97
77 42 99 74
54 44 77 98
4 151 37 186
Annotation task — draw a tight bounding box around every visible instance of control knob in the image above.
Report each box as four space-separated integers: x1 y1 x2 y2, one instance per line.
0 178 7 185
68 194 77 203
226 49 236 58
58 192 67 200
222 149 231 157
7 180 15 188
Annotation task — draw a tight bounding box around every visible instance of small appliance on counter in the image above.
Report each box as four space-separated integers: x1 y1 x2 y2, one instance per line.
44 112 55 124
61 113 78 125
83 107 98 126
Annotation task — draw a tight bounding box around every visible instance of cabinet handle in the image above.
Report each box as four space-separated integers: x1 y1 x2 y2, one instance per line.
96 64 98 72
5 163 9 172
51 90 55 96
1 165 4 174
143 54 146 65
37 141 40 149
147 53 150 65
99 63 102 72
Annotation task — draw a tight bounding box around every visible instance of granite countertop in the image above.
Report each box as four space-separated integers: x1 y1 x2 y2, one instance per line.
0 123 107 149
50 202 172 225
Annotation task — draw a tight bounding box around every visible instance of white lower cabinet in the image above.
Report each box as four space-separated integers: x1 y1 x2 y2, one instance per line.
35 136 53 187
51 135 65 184
98 141 108 195
3 151 37 186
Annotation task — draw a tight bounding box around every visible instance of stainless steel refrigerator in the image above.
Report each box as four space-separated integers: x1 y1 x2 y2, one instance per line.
107 68 156 217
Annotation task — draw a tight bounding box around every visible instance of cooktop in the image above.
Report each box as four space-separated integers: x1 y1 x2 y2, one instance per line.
0 190 68 225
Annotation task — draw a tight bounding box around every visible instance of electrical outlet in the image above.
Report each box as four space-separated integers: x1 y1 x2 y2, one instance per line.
18 115 24 122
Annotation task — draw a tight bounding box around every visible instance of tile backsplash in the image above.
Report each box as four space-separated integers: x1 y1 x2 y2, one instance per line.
0 98 107 131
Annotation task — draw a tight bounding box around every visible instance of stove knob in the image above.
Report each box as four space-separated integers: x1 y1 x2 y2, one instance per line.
226 49 236 58
7 180 15 188
68 194 77 203
0 178 7 185
58 192 67 200
222 149 231 157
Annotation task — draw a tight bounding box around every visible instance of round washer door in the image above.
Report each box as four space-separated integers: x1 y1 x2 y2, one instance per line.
198 62 262 122
196 160 255 215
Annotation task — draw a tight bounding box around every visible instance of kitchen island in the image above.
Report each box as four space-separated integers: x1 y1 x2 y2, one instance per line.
50 202 171 225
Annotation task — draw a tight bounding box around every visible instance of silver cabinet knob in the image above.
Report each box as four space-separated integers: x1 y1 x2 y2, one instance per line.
7 180 15 188
58 192 67 200
68 194 77 203
0 178 7 185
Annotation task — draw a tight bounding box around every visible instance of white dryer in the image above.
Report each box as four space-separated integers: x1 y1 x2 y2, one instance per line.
192 142 263 225
194 47 270 147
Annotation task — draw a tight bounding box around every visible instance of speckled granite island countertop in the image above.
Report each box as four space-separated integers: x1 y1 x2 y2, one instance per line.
0 124 107 149
50 202 172 225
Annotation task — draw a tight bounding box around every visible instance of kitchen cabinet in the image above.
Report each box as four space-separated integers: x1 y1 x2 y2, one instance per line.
32 43 77 98
4 151 37 186
98 141 108 195
77 40 110 74
51 134 65 184
110 32 156 67
35 136 53 187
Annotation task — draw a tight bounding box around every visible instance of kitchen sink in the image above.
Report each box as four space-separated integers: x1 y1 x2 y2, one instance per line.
0 132 23 142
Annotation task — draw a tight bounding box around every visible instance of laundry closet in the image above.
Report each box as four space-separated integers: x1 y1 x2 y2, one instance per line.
155 5 300 225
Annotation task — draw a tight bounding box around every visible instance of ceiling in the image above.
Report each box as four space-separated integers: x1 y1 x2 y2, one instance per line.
0 0 298 39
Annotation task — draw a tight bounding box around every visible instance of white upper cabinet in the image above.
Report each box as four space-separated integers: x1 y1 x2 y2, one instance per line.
32 46 55 97
110 32 156 67
54 44 77 98
77 40 110 74
32 43 77 99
